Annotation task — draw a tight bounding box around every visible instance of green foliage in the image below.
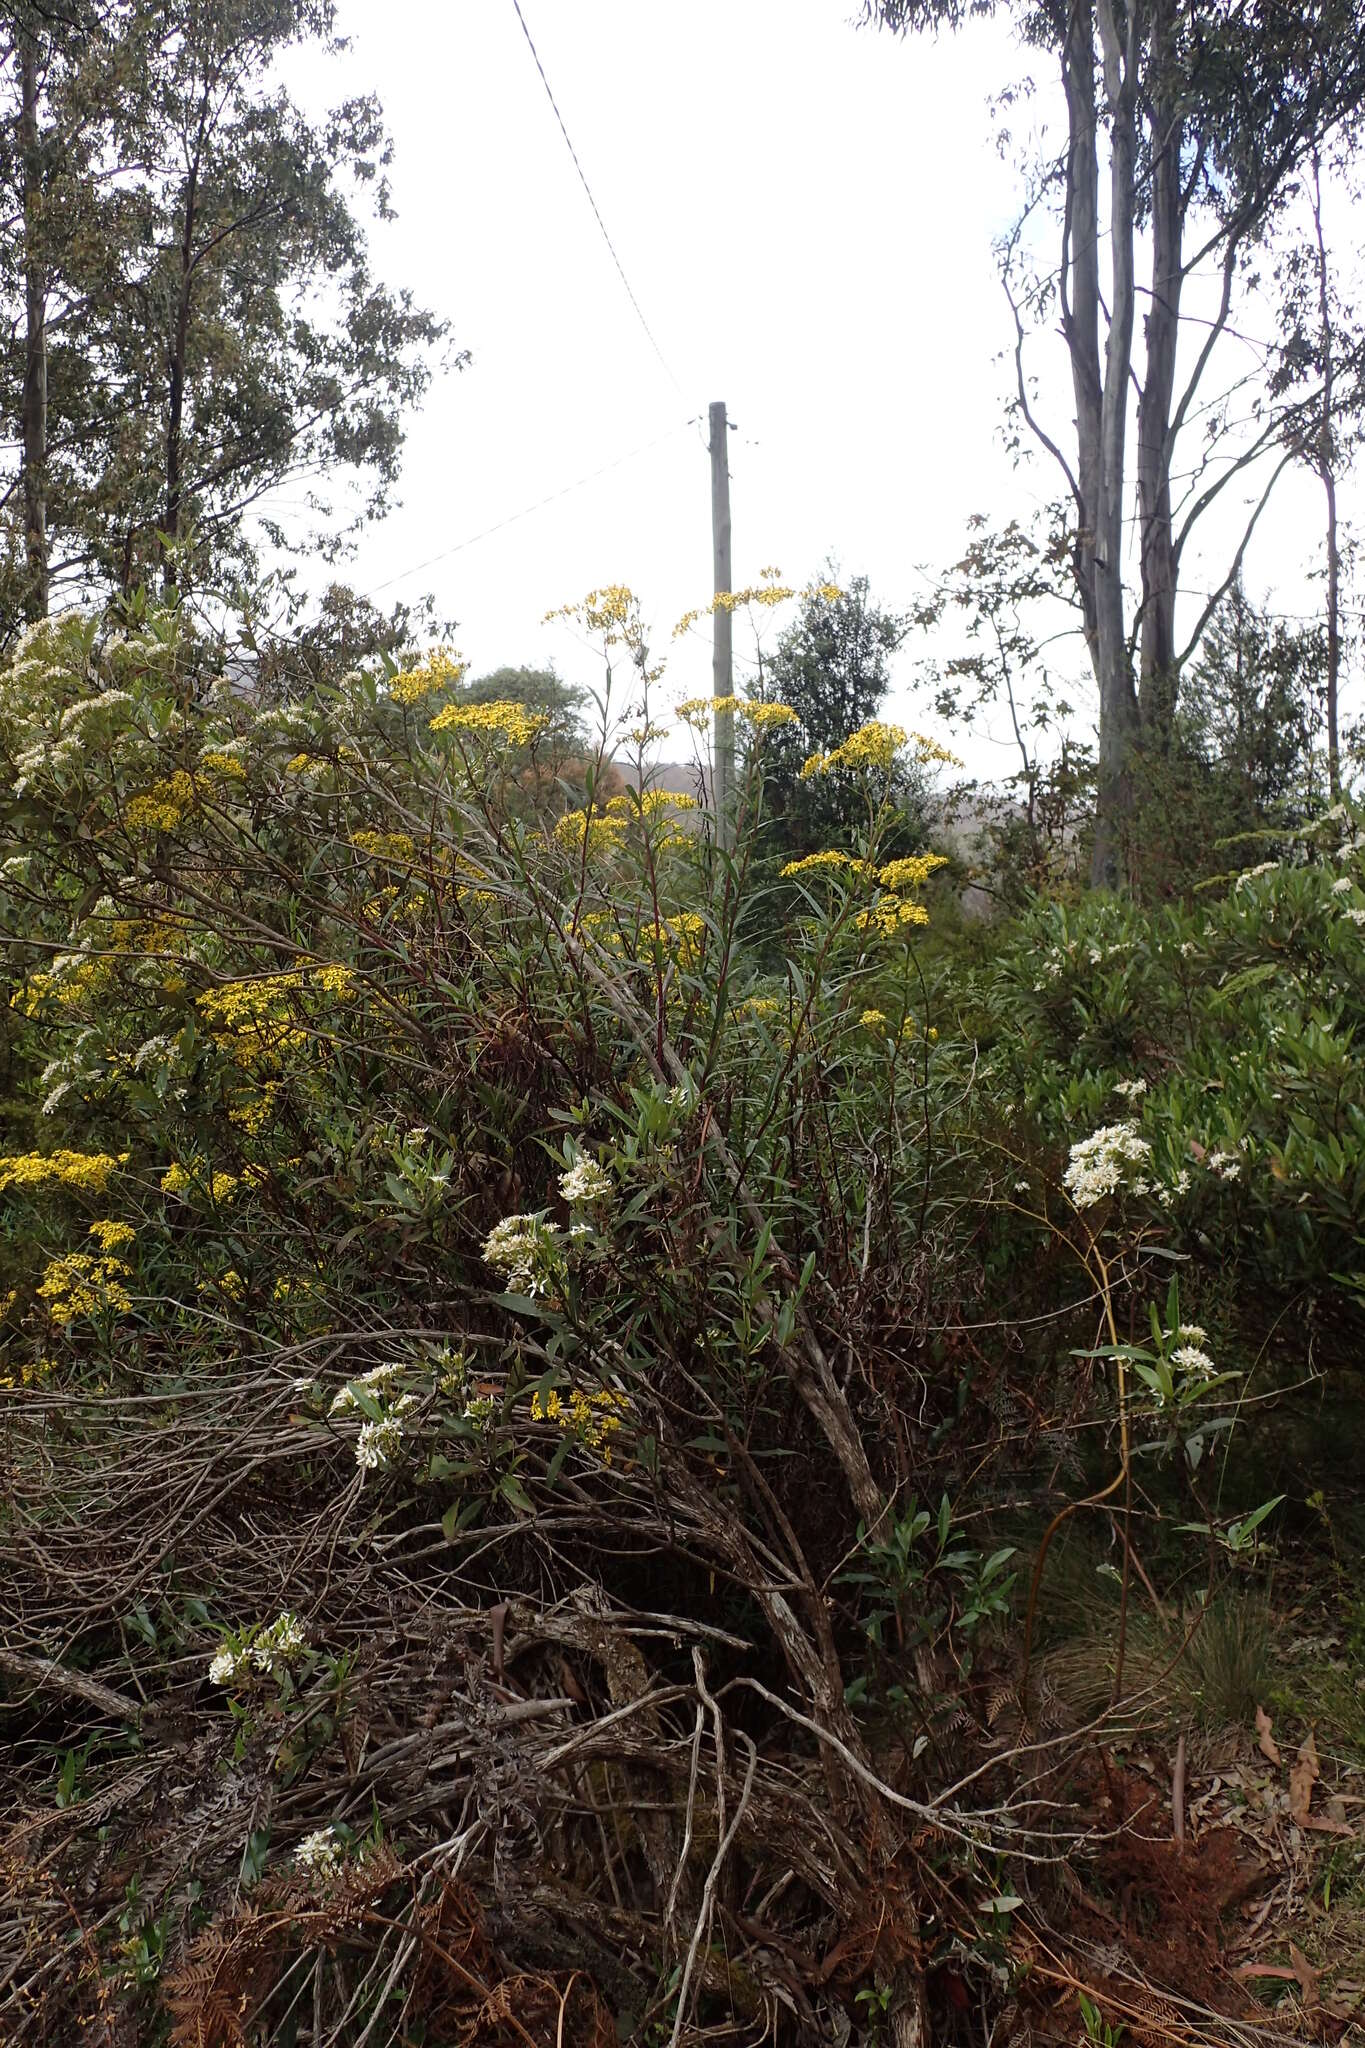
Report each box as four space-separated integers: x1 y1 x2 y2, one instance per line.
0 0 448 615
753 572 928 860
977 824 1365 1310
2 596 1362 2041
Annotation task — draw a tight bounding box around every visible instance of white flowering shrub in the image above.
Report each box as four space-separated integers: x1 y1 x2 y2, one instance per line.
985 807 1365 1307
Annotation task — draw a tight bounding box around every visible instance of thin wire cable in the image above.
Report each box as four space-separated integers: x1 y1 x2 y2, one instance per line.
509 0 684 398
357 419 694 603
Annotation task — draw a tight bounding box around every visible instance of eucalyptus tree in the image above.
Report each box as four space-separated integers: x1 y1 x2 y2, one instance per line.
0 0 451 627
863 0 1365 882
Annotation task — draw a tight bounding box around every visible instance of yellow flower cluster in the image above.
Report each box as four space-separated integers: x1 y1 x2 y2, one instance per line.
126 770 197 831
197 966 355 1068
877 853 950 891
801 722 908 779
228 1085 279 1136
429 699 547 746
530 1385 630 1461
0 1353 53 1390
312 964 357 1000
351 829 417 862
38 1249 131 1323
623 788 698 816
654 911 706 968
16 958 113 1014
0 1148 127 1195
554 809 626 860
88 1218 134 1253
209 1268 245 1301
675 696 798 732
389 649 468 705
165 1163 239 1202
672 570 838 638
780 850 871 879
859 1008 888 1030
199 751 247 781
198 977 306 1065
545 585 637 634
855 898 930 935
735 994 781 1021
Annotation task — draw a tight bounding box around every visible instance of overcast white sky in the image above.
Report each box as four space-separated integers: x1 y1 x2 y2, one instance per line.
284 0 1358 776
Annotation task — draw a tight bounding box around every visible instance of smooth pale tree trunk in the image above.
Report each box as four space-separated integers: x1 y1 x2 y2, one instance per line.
19 29 48 620
1310 151 1343 800
1137 0 1183 745
1062 0 1141 888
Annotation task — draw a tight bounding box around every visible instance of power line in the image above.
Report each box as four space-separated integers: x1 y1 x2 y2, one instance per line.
358 419 695 603
508 0 684 398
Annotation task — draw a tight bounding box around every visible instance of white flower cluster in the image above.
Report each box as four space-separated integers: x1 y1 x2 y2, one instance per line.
1112 1078 1148 1100
559 1156 613 1206
1235 861 1279 889
1206 1150 1242 1182
207 1610 308 1687
294 1827 343 1880
132 1033 178 1074
330 1361 403 1415
355 1413 406 1471
482 1212 567 1297
1062 1121 1153 1208
1343 908 1365 929
58 690 133 734
1170 1343 1217 1379
1331 876 1353 896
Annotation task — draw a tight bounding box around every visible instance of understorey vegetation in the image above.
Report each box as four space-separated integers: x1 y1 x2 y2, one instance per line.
0 589 1362 2047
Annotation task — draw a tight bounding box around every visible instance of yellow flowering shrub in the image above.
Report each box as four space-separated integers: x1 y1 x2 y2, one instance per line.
530 1385 630 1462
38 1250 131 1322
877 853 950 891
801 723 959 781
88 1218 135 1253
780 850 872 879
351 829 417 862
388 649 468 705
199 751 248 781
428 700 547 746
0 1149 127 1195
125 770 197 831
855 897 930 935
675 695 799 732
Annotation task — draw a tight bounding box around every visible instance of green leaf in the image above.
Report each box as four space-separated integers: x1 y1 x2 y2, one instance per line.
498 1474 534 1515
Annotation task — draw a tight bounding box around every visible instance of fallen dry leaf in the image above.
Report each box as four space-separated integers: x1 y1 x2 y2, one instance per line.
1289 1943 1320 2008
1289 1730 1320 1827
1256 1704 1282 1766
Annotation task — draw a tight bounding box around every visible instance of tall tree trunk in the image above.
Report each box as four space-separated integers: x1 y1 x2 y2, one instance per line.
1309 149 1342 801
1137 0 1183 745
165 91 209 593
19 26 48 621
1089 0 1141 887
163 171 197 590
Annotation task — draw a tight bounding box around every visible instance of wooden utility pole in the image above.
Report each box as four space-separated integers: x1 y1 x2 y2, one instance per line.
709 400 734 848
